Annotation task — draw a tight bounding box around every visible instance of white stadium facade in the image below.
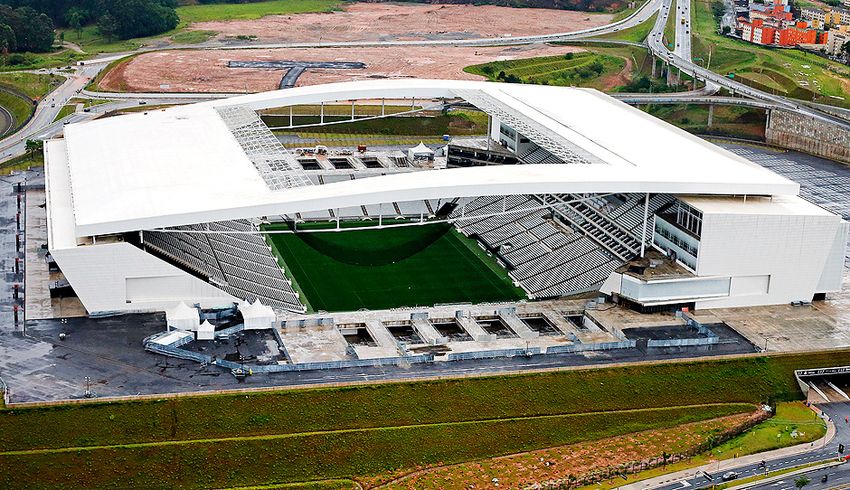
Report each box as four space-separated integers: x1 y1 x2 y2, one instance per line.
44 79 847 316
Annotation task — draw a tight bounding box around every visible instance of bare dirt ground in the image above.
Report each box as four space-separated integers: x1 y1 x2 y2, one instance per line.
99 44 585 93
190 3 613 43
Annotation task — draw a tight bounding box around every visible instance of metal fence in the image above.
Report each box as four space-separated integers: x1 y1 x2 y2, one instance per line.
545 340 636 355
445 347 541 361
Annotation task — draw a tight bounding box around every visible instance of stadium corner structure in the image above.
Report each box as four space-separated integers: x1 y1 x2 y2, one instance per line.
44 79 847 316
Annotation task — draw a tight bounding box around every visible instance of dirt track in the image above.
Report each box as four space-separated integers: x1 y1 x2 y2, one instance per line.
99 44 586 93
190 3 613 43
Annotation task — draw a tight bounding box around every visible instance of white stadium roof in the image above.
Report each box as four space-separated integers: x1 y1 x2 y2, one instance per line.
52 79 798 238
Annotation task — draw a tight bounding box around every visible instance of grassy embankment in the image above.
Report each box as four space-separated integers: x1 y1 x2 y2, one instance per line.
0 72 64 134
692 0 850 107
589 401 827 489
0 350 848 488
0 150 44 175
465 51 625 90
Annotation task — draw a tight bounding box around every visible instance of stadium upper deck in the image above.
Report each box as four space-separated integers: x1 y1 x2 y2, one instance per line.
56 80 796 238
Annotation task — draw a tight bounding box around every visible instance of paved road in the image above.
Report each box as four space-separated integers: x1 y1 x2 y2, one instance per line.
0 103 11 137
651 403 850 490
674 0 692 60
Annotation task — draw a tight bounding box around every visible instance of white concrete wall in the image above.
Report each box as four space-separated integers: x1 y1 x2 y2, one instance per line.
50 242 237 315
695 212 844 308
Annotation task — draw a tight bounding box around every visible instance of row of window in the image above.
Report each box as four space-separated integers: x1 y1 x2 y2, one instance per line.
655 222 699 258
675 202 703 237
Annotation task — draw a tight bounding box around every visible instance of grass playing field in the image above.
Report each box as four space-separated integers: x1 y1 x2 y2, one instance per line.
265 222 525 312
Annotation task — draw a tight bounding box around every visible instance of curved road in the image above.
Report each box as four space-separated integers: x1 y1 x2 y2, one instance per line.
0 104 11 138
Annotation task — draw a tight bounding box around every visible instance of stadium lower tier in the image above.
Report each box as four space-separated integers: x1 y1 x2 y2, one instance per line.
135 192 677 314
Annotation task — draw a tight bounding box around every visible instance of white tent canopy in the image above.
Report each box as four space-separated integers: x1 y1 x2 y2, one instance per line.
197 319 215 340
165 302 200 331
408 142 434 161
239 299 276 330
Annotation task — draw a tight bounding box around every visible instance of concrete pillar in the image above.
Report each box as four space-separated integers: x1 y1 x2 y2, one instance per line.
651 56 657 78
666 63 674 86
707 104 714 128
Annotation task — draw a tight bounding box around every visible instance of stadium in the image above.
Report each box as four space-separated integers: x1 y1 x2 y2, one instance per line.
44 79 846 335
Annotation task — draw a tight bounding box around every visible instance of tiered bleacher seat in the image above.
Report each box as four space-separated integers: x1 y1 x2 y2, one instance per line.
143 219 306 312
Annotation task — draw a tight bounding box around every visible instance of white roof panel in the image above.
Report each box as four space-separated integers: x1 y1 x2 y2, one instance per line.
55 79 799 238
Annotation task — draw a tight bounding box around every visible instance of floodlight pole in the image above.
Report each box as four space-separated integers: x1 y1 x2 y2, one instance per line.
640 193 650 257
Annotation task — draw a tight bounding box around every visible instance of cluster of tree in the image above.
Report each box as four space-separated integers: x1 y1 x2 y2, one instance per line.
619 76 677 93
0 0 179 47
0 5 55 53
710 0 725 23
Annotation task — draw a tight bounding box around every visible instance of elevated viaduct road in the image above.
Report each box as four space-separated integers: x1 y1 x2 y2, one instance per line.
646 0 850 129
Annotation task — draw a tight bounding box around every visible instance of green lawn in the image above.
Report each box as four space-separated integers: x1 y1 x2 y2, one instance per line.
174 0 344 25
597 11 658 42
709 401 826 457
51 104 76 123
265 223 525 311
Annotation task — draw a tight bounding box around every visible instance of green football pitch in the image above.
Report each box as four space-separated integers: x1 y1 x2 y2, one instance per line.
265 222 526 312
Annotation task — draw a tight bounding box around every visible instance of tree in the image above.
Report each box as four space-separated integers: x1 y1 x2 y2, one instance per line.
107 0 178 40
64 6 86 40
0 24 16 55
96 13 117 42
794 476 810 489
25 139 43 161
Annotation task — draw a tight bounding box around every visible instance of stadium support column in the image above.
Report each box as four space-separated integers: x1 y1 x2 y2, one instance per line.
378 203 383 227
381 98 385 117
351 100 356 121
289 106 293 128
320 102 325 125
486 115 492 152
640 193 650 257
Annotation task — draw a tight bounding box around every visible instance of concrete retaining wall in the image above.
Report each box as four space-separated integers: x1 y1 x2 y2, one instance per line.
766 110 850 164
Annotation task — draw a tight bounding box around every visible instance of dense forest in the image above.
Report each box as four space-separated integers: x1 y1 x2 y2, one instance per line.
0 0 179 53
